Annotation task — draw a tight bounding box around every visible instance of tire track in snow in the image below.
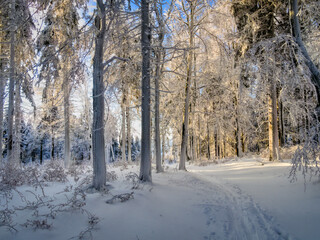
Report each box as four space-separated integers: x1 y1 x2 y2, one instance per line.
172 171 291 240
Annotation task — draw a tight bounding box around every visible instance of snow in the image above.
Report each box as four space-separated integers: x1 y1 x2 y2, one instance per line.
188 158 320 240
1 158 319 240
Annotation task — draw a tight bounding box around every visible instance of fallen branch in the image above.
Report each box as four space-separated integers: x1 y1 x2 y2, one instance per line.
106 192 134 204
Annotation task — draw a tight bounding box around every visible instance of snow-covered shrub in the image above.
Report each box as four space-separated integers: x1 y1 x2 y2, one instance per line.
106 171 117 182
290 125 320 185
0 207 16 232
22 219 52 230
0 163 26 187
67 163 90 182
42 160 67 182
125 172 140 189
0 163 43 188
0 163 45 231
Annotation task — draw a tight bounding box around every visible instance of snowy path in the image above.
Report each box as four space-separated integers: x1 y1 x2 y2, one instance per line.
161 171 287 240
188 158 320 240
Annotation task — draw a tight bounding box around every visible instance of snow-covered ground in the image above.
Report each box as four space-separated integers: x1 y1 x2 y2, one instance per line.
189 158 320 240
1 158 319 240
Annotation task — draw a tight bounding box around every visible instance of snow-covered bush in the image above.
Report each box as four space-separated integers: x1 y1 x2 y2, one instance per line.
125 172 140 189
106 171 118 182
0 163 27 187
42 160 67 182
290 124 320 185
0 163 43 188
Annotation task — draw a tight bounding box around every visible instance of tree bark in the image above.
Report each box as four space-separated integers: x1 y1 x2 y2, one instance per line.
161 128 165 164
40 138 43 164
121 86 126 162
14 81 21 164
92 0 106 190
64 73 71 168
140 0 152 182
268 79 280 161
51 133 55 160
236 115 242 157
191 53 197 161
279 100 285 146
155 50 163 172
83 76 92 161
7 0 15 163
126 105 132 162
154 0 165 173
206 116 211 161
198 114 201 161
235 79 243 158
0 44 7 163
180 1 194 171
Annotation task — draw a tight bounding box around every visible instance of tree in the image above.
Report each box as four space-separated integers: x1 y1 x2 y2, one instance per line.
291 0 320 112
170 0 208 168
153 0 170 173
178 0 195 170
37 0 86 168
7 0 16 163
140 0 152 182
1 0 36 164
92 0 107 190
0 7 9 163
232 0 281 160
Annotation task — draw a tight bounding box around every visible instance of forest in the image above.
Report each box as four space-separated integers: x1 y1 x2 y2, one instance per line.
0 0 320 239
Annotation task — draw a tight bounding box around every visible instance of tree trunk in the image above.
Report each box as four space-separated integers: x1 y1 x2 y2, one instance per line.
7 0 15 163
268 80 280 161
126 105 132 162
303 88 310 135
190 92 196 162
279 100 285 146
121 89 126 162
241 132 246 153
40 138 43 164
155 50 163 173
198 114 201 161
14 81 21 164
110 144 115 162
206 117 211 161
92 0 106 190
153 0 165 173
180 81 191 170
291 0 320 109
140 0 152 182
161 129 165 164
0 44 7 163
191 53 197 161
236 116 242 157
180 1 194 171
64 75 71 168
235 80 243 158
84 76 92 161
51 133 55 160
